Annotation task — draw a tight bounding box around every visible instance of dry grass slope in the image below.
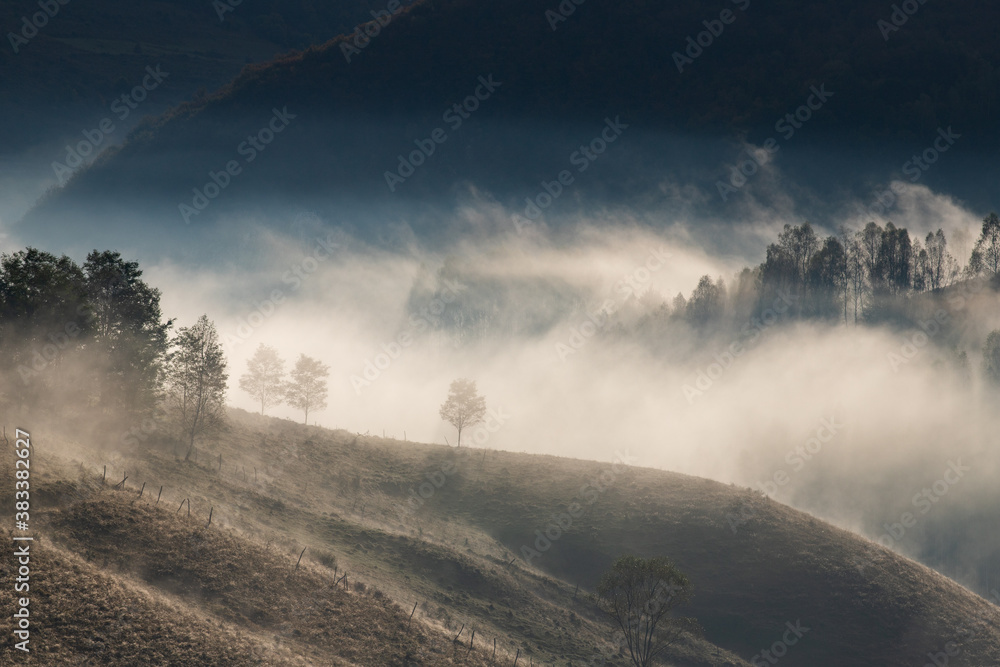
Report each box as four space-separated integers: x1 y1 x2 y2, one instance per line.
4 409 999 666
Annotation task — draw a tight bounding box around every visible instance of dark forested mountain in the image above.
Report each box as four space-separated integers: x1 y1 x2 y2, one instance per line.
19 0 1000 247
0 0 412 154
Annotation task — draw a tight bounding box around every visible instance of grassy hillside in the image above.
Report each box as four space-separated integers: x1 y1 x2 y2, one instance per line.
3 409 999 665
0 539 266 665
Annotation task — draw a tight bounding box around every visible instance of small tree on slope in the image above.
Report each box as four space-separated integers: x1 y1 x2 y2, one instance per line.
286 354 329 424
595 555 701 667
439 378 486 447
239 344 286 416
167 315 227 461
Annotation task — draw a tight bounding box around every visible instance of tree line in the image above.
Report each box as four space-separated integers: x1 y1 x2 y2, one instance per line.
0 248 330 458
666 212 1000 328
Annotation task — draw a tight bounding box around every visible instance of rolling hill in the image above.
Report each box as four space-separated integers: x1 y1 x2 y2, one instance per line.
3 408 999 665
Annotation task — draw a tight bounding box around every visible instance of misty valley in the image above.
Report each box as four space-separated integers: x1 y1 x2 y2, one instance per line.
3 0 1000 665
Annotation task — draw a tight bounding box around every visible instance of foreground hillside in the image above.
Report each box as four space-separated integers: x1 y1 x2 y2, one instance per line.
3 409 999 665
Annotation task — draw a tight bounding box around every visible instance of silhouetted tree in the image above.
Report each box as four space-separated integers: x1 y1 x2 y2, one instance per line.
924 229 957 290
844 232 867 324
685 275 725 327
286 354 329 424
239 344 286 416
806 236 847 319
859 222 883 292
757 223 818 318
670 293 687 320
439 378 486 447
971 212 1000 277
595 555 700 667
167 315 228 461
0 248 90 406
778 222 819 281
880 223 912 297
83 250 170 416
911 238 929 293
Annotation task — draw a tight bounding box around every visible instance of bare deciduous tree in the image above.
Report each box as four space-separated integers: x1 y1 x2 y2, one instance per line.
167 315 227 461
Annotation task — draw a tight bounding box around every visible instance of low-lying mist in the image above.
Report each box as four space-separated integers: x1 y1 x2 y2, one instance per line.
4 141 999 600
85 186 996 596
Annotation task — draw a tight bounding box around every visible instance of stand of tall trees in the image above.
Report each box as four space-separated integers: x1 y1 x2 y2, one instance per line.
0 247 229 455
663 212 998 330
0 248 170 417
